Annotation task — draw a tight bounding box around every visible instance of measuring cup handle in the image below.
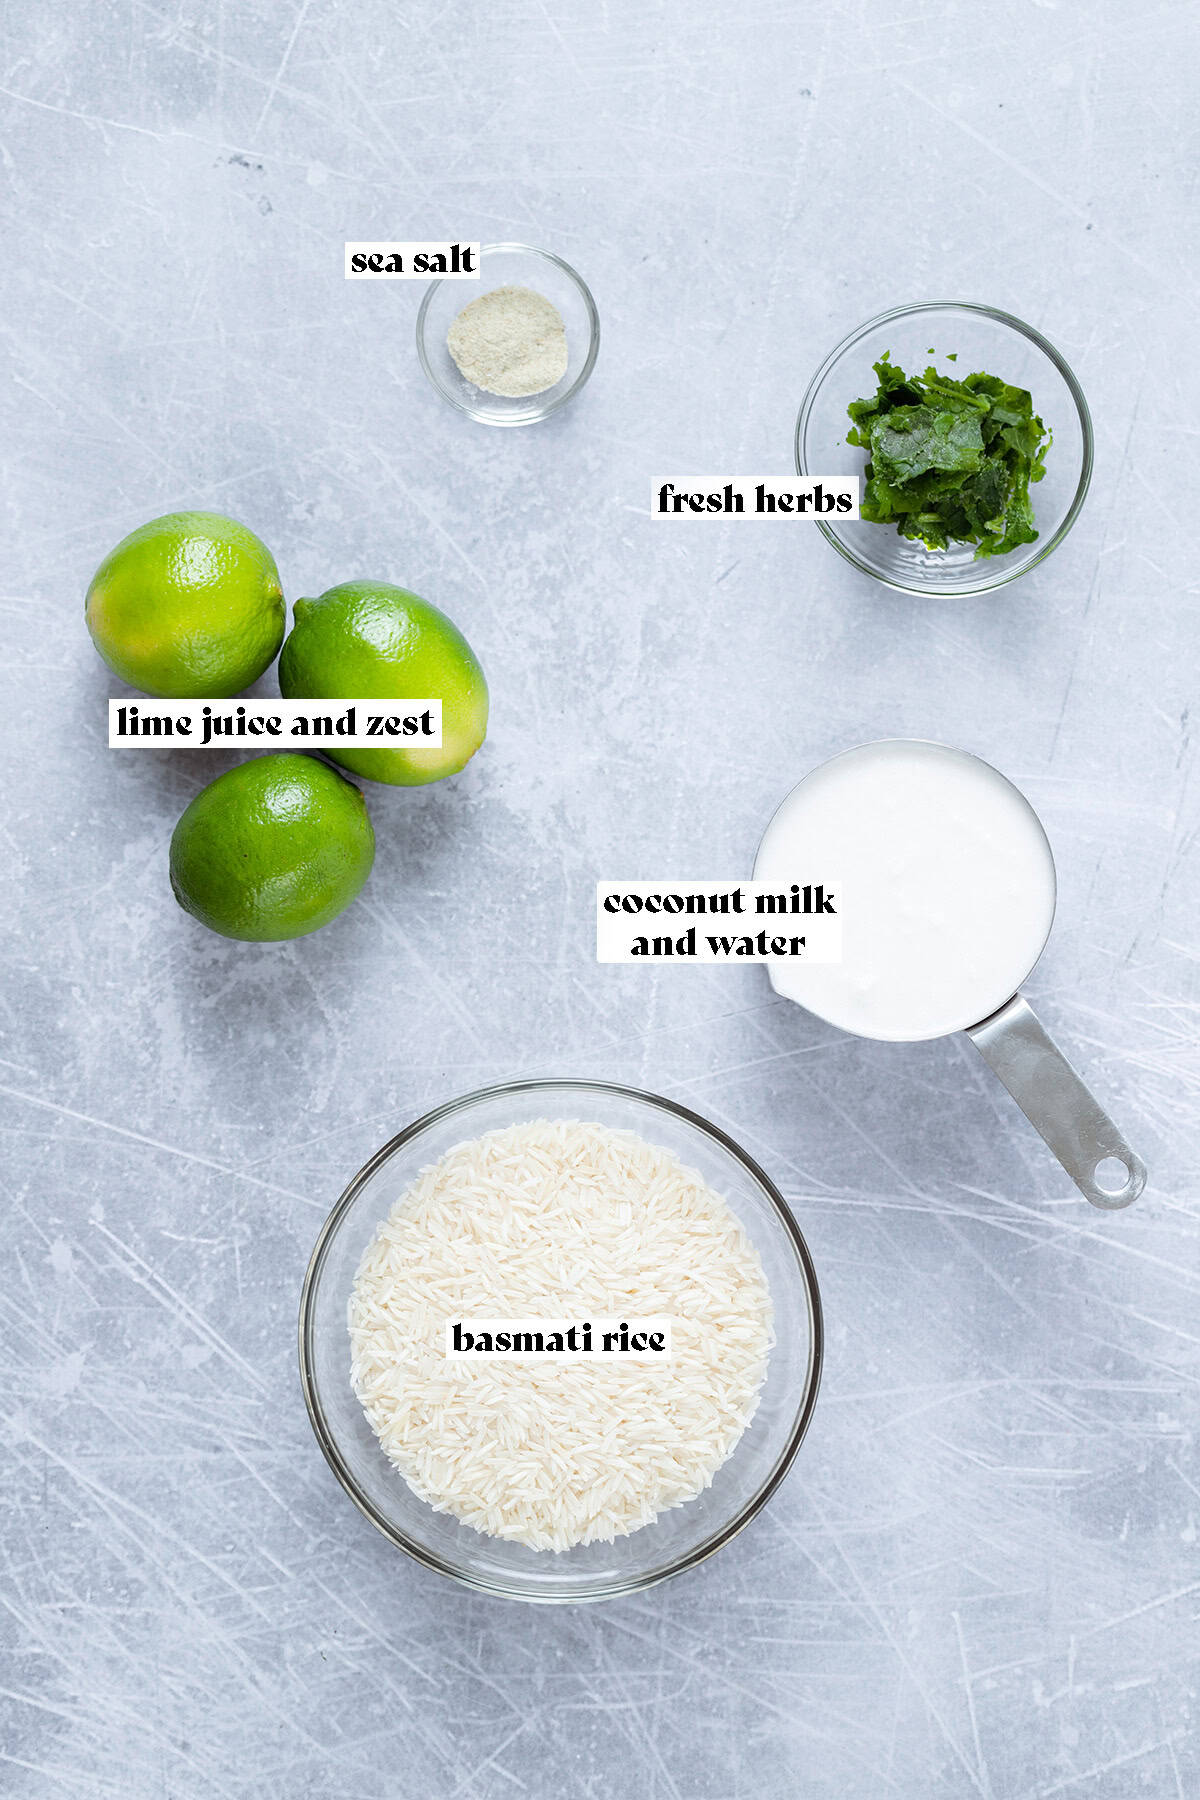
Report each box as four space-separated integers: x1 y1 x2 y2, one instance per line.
966 995 1146 1209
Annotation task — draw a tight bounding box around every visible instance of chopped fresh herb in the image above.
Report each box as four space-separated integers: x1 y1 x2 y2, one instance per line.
847 354 1051 557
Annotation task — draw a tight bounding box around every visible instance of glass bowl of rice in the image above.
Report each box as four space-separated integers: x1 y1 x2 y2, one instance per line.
299 1079 823 1603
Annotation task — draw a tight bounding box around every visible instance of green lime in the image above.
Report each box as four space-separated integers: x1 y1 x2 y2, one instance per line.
85 511 285 698
169 754 375 942
278 580 488 786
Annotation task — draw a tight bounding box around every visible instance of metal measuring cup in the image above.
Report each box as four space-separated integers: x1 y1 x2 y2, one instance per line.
754 740 1145 1210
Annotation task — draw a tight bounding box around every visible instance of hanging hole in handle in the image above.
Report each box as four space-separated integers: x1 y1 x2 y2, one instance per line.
1094 1156 1132 1197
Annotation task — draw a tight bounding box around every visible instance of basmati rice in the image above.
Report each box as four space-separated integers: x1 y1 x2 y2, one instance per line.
348 1119 773 1552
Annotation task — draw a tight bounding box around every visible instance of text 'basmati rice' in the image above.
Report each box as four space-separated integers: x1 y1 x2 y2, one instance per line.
348 1119 773 1552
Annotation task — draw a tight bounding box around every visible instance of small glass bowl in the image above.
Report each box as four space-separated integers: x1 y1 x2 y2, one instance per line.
795 301 1093 596
416 244 599 426
298 1079 823 1603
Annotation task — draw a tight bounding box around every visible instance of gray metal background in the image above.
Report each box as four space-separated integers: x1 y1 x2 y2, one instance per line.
1 3 1196 1793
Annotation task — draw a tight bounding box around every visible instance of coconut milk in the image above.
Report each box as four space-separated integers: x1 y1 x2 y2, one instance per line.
754 740 1057 1041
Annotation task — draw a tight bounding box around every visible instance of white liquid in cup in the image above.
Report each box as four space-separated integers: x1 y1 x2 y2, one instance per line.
754 740 1058 1042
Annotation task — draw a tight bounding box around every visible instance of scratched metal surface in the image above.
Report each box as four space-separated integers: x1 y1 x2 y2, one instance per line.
1 3 1197 1794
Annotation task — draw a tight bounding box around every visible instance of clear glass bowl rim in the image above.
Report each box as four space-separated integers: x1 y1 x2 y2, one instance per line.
794 299 1095 596
415 243 601 425
297 1077 824 1601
